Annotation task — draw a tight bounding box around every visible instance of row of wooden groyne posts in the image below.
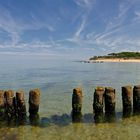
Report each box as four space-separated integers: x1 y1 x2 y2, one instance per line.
0 89 40 122
0 85 140 124
72 85 140 123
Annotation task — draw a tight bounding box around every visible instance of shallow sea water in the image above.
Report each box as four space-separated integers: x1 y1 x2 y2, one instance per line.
0 55 140 140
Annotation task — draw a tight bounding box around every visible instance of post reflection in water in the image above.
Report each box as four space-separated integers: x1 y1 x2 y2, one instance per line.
94 113 104 123
29 114 40 126
123 108 132 118
72 111 82 123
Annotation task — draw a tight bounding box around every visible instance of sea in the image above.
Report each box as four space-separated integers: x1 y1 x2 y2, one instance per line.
0 54 140 140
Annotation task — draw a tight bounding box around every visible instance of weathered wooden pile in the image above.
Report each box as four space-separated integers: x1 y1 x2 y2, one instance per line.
0 89 40 120
72 85 140 122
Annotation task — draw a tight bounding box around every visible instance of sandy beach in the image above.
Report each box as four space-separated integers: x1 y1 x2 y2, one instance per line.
89 58 140 63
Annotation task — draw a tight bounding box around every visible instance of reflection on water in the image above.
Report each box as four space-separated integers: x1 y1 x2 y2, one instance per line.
0 111 137 126
0 112 140 140
0 110 133 126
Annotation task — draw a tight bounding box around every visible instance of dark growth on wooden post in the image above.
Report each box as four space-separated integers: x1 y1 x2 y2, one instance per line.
133 85 140 114
72 112 82 123
0 90 5 118
94 113 104 123
104 87 115 114
29 89 40 115
104 87 116 122
4 90 15 118
29 113 40 126
72 88 83 113
93 86 105 114
122 86 132 117
16 90 26 118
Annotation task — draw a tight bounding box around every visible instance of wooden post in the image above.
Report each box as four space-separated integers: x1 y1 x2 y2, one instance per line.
133 85 140 114
4 90 15 118
94 113 104 123
29 89 40 115
72 88 82 113
104 87 115 114
93 86 105 114
122 86 132 117
72 112 82 123
29 113 40 126
16 90 26 118
104 87 116 122
0 90 5 118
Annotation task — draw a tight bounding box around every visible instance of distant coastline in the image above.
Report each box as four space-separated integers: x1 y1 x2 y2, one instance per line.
84 52 140 63
87 52 140 63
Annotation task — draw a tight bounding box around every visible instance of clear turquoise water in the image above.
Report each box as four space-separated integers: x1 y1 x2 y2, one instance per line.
1 55 140 140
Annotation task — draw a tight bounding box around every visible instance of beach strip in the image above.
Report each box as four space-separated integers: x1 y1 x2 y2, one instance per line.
89 59 140 63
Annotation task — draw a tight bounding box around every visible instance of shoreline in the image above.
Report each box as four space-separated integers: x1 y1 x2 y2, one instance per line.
85 58 140 63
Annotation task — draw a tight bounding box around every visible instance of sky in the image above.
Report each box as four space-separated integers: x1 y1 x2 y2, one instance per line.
0 0 140 59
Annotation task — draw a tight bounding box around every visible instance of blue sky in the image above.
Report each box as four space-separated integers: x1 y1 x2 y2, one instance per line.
0 0 140 58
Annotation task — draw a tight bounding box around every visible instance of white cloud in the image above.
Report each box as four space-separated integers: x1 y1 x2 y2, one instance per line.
0 6 21 46
77 0 140 53
0 5 55 46
75 16 86 38
134 10 140 21
74 0 95 10
29 13 55 32
69 0 96 45
105 0 133 31
135 11 140 17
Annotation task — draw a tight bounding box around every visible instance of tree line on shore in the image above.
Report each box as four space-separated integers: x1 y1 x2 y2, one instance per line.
89 52 140 60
